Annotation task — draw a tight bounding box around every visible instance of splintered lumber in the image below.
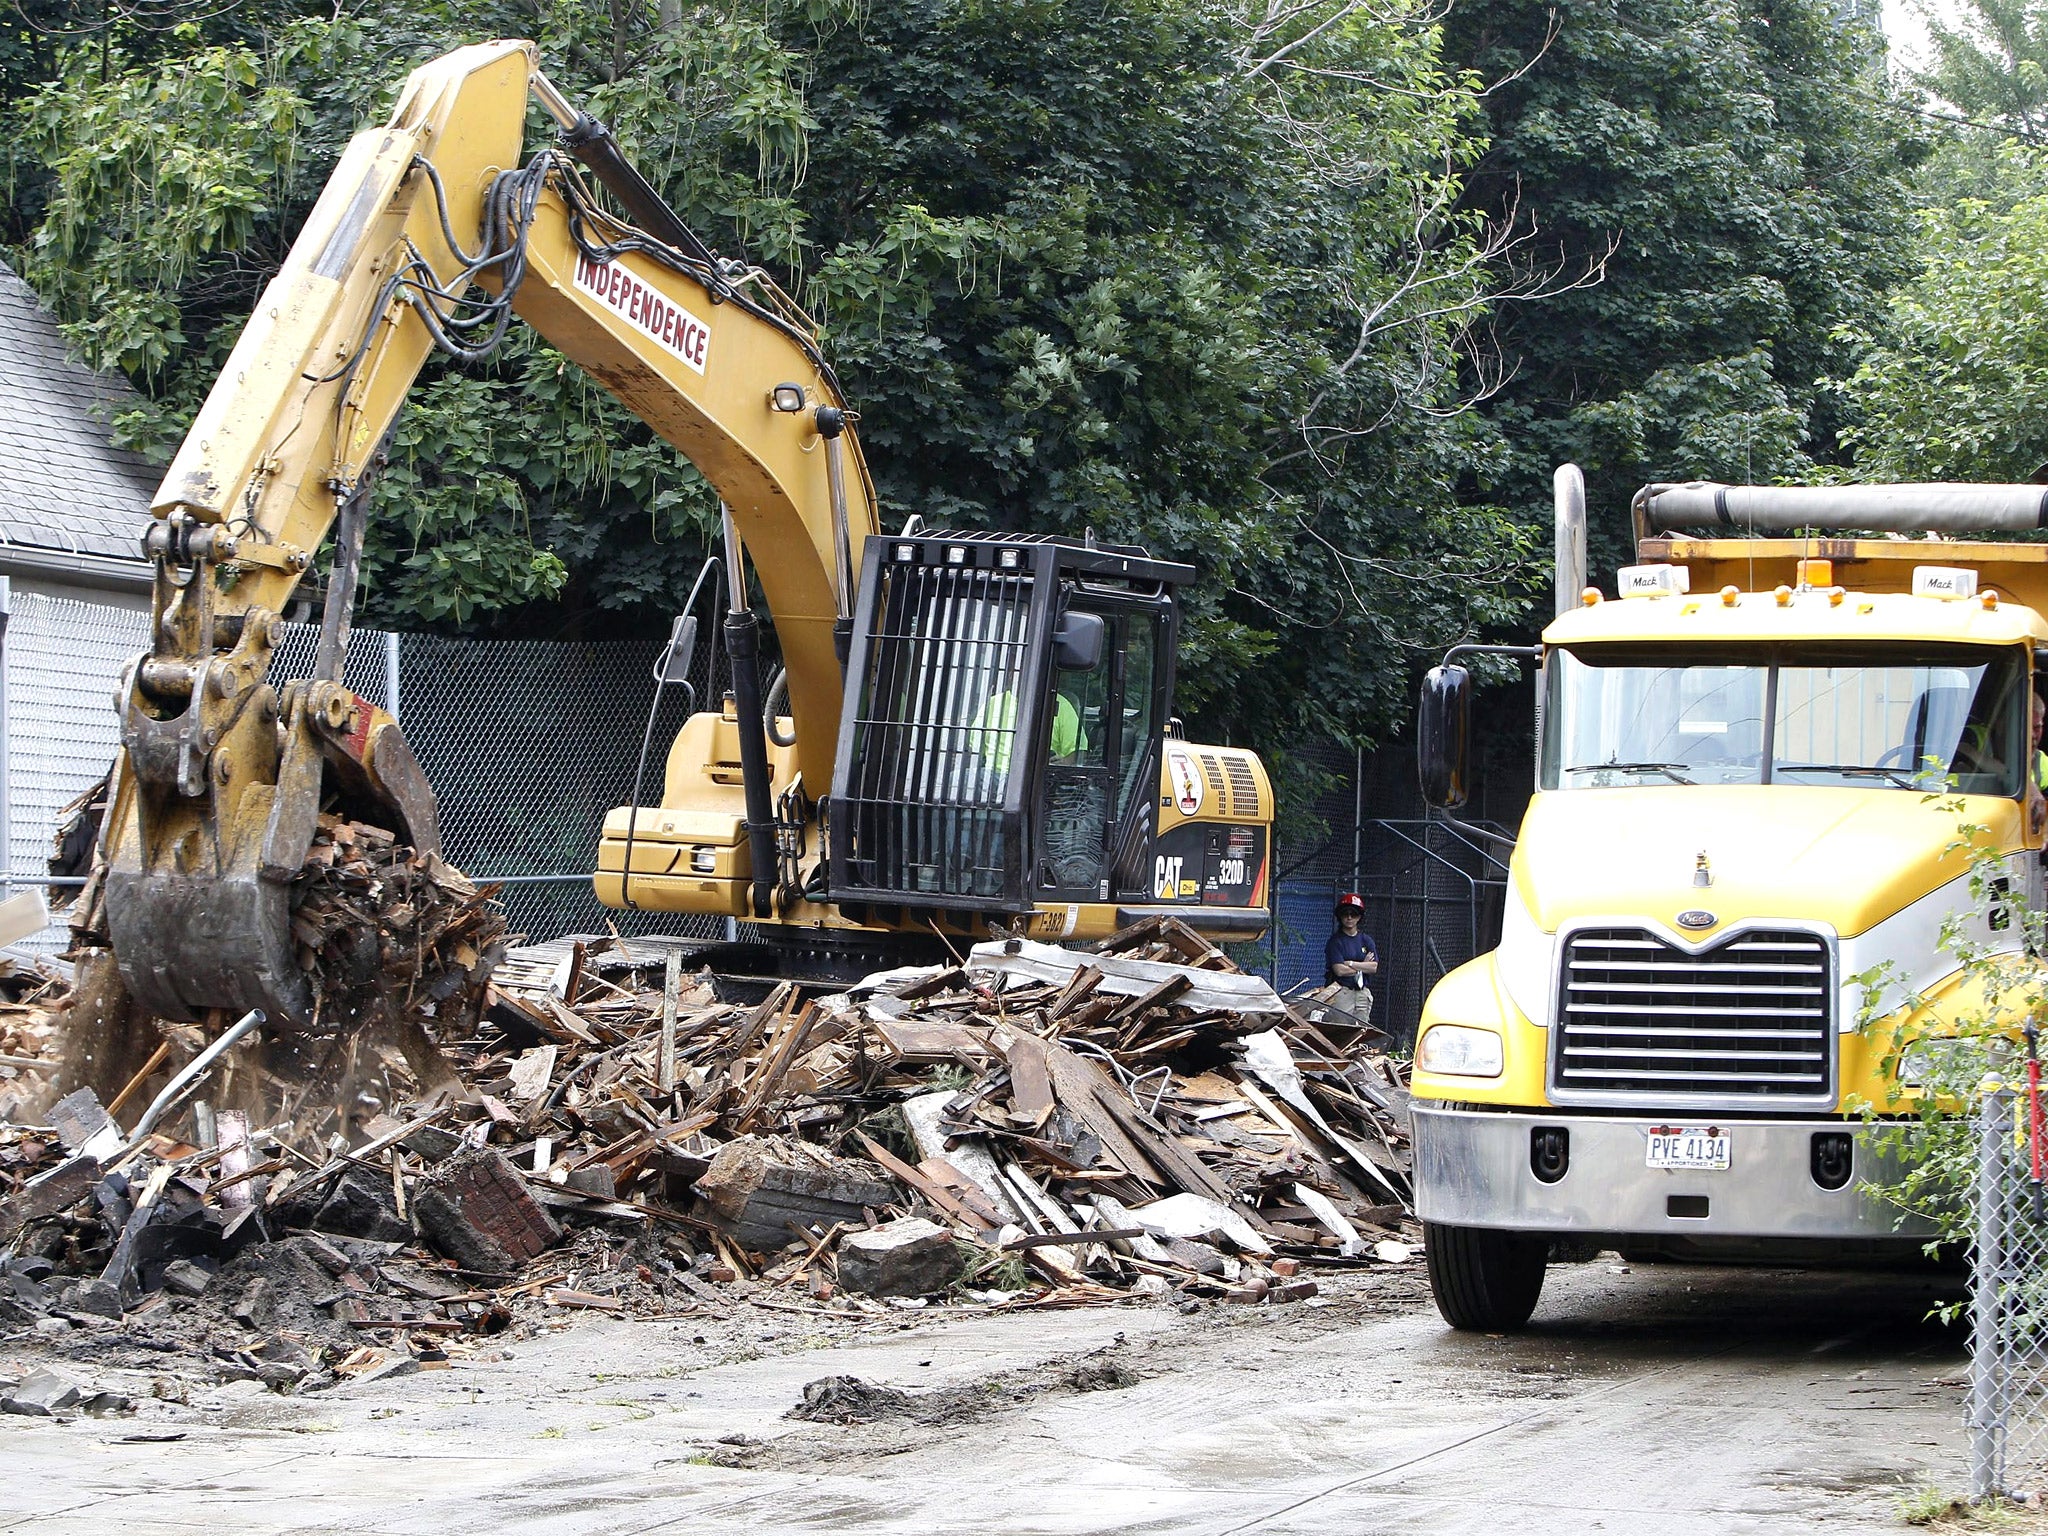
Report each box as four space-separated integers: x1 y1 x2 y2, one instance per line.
658 952 682 1095
1002 1032 1056 1129
1090 1081 1263 1222
874 1019 997 1064
290 817 507 1034
1046 965 1105 1023
854 1132 992 1233
1038 1041 1164 1184
1108 973 1192 1025
9 903 1412 1343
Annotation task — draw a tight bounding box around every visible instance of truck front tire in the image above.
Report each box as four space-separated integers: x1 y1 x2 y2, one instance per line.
1424 1221 1547 1331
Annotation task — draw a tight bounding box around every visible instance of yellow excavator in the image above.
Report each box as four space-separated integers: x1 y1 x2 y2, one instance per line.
102 40 1273 1024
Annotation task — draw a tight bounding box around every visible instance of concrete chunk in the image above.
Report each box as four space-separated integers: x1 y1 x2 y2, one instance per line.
60 1278 124 1318
836 1217 959 1297
306 1169 411 1244
47 1088 111 1153
159 1259 215 1298
3 1367 83 1416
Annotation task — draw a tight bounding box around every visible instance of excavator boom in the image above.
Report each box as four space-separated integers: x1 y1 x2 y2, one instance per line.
105 43 873 1022
100 41 1270 1025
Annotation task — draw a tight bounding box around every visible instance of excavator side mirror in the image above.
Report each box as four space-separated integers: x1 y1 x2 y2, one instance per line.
654 614 698 686
1053 610 1105 671
1418 663 1472 809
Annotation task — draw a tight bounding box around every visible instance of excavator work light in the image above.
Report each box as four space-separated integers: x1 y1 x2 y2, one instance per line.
770 383 806 412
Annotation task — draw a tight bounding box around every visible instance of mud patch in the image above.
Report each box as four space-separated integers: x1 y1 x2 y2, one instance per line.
785 1345 1142 1431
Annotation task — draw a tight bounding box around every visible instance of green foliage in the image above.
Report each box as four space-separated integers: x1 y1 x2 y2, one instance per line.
4 0 1543 775
1915 0 2048 138
1852 809 2046 1250
1836 184 2048 482
14 32 310 378
1443 0 1926 570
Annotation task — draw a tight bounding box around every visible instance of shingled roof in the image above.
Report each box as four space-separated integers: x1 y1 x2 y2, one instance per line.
0 259 155 588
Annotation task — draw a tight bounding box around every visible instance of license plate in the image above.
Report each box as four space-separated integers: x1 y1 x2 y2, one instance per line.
1646 1127 1730 1171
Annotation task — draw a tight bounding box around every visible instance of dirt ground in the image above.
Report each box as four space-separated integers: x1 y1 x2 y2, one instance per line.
0 1253 1982 1534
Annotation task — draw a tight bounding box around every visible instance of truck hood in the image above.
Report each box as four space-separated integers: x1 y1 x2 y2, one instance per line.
1511 786 2019 940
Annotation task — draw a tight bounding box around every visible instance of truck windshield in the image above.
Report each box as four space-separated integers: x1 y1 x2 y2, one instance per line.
1541 642 2030 794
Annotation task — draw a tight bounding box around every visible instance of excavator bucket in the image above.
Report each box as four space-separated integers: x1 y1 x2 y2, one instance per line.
100 601 440 1026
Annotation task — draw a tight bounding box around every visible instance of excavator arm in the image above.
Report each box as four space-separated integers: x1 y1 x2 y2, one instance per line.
104 41 875 1022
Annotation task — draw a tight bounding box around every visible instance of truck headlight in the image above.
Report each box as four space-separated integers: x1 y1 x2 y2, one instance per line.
1418 1024 1503 1078
1898 1035 2007 1087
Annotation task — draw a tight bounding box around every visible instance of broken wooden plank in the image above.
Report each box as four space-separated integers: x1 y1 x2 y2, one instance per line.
874 1018 997 1065
853 1131 992 1233
1002 1031 1056 1130
1108 972 1192 1025
1038 1039 1164 1185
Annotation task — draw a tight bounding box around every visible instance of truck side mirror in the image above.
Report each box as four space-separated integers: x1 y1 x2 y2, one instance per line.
1418 663 1472 809
1053 610 1105 671
654 614 698 685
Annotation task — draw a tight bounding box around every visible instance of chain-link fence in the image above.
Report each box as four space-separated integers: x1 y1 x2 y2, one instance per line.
3 590 730 950
1272 816 1513 1052
1969 1090 2048 1501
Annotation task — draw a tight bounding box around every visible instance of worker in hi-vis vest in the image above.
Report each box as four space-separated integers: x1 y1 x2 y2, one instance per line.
971 687 1086 778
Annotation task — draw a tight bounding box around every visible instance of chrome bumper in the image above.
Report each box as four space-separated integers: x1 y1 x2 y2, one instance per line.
1412 1104 1938 1241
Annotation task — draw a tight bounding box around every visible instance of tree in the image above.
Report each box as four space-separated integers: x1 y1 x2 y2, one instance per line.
5 0 1544 793
777 0 1543 761
1835 188 2048 482
1441 0 1927 568
1913 0 2048 139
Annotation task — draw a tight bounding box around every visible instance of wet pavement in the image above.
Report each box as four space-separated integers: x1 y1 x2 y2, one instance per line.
0 1258 1969 1534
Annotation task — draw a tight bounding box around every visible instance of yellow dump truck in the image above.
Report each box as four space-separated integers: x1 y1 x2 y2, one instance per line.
1411 468 2048 1329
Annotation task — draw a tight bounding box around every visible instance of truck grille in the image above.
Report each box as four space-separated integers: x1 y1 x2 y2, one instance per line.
1552 927 1832 1101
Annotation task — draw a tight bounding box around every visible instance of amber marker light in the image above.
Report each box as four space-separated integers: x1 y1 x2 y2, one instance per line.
1581 587 1601 606
1773 585 1793 606
1828 587 1846 607
1720 585 1740 607
1983 589 2002 610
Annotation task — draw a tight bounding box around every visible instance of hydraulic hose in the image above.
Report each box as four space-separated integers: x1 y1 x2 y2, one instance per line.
765 668 796 748
726 610 779 919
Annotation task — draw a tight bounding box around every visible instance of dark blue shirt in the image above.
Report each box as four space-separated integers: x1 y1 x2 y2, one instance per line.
1325 929 1377 989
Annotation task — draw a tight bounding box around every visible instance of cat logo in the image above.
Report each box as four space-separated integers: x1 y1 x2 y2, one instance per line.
1153 855 1184 900
1165 748 1204 816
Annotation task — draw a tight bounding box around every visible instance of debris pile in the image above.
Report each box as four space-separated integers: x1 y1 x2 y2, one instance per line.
1 915 1411 1389
0 953 64 1125
288 815 508 1036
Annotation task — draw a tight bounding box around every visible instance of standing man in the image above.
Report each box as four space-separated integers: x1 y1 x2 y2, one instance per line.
1325 892 1379 1024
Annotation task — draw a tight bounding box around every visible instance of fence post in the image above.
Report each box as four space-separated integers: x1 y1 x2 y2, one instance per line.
1971 1090 2011 1502
383 631 403 728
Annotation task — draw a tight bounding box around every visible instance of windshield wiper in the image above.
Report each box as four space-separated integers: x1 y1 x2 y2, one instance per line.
1564 761 1695 785
1775 762 1919 789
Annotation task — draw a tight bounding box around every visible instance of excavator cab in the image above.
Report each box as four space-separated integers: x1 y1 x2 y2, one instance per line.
828 532 1184 927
